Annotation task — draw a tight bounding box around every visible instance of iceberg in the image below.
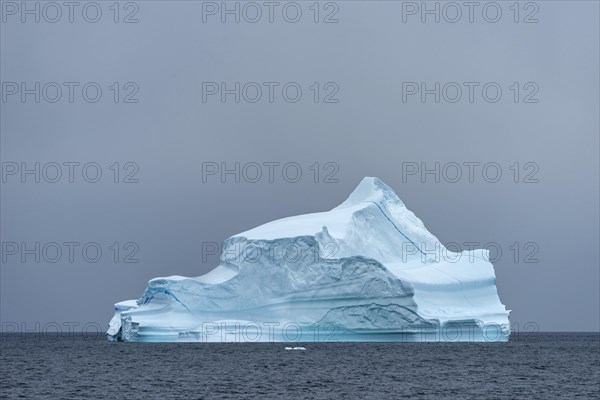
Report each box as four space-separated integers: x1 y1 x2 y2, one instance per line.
107 177 510 342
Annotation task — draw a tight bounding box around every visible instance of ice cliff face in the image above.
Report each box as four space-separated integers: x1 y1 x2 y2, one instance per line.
107 177 510 342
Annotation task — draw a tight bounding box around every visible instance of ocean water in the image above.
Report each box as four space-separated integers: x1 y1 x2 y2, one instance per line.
1 333 598 399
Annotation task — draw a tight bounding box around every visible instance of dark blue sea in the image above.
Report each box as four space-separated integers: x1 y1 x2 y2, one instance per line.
1 333 598 399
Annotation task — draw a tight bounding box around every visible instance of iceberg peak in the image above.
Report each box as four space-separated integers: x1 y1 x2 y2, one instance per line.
335 177 405 210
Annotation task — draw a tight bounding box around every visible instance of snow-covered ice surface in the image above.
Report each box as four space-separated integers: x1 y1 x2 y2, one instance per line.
107 178 510 342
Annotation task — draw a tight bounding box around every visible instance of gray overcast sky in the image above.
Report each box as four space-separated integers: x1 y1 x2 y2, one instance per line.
1 1 599 332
